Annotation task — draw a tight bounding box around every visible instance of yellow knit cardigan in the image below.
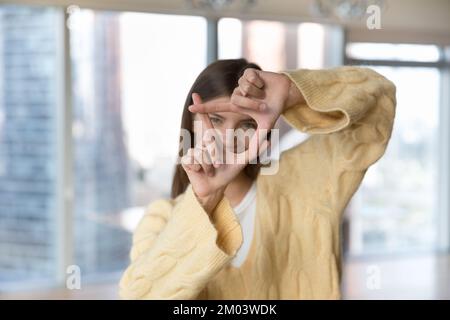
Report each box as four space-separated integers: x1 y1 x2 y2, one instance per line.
119 66 396 299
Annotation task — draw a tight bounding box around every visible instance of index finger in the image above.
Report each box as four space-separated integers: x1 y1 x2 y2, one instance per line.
243 68 264 89
192 93 214 130
188 101 233 114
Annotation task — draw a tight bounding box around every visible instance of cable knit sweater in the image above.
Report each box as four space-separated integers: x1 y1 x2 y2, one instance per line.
119 66 396 300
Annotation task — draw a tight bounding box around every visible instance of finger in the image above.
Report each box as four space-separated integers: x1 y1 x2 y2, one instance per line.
181 154 191 167
191 92 205 112
216 136 226 167
201 147 215 176
182 156 199 172
231 89 266 112
205 137 222 168
191 154 202 171
188 101 233 114
238 77 265 99
257 139 271 164
211 132 225 167
200 113 214 132
199 120 224 168
181 149 201 171
192 93 214 130
194 146 215 177
259 139 270 156
244 129 270 165
181 148 194 166
187 163 201 172
191 93 216 149
243 68 265 89
189 148 202 171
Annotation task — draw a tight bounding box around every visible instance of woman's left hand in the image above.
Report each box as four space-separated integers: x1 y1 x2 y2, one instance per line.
188 68 304 131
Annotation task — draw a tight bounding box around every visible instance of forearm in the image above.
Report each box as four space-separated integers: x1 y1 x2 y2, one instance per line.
281 67 396 133
119 185 242 299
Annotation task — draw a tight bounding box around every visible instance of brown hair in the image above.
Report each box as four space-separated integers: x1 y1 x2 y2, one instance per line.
170 58 263 199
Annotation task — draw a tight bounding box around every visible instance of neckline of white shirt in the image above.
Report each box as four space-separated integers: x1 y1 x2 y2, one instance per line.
232 181 257 216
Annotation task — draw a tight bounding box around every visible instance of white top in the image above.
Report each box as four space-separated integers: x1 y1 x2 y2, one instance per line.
230 182 257 268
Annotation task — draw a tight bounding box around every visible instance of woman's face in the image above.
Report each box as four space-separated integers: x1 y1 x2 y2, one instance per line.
192 96 257 153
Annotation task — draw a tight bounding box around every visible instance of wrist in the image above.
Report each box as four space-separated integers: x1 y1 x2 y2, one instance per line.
283 74 304 110
194 188 225 216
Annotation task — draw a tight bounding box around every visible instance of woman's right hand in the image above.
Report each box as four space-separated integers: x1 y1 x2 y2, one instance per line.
181 93 268 215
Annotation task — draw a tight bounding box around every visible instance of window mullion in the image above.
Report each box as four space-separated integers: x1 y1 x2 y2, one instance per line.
55 6 74 287
437 46 450 252
206 17 218 64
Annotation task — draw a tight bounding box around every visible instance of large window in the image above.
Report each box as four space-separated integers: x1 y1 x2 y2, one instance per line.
344 43 443 255
70 10 206 274
69 9 207 277
0 5 60 289
218 18 342 71
0 4 207 290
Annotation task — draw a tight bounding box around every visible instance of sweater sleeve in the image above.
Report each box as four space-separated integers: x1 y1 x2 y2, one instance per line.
279 66 396 217
119 184 243 299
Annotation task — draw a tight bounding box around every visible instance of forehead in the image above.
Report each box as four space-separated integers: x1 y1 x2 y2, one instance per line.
200 96 254 121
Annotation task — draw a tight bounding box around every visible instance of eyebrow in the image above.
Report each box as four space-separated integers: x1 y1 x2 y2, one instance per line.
210 113 224 119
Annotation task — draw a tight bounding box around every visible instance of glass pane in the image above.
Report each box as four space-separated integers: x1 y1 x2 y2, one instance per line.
219 18 289 71
346 66 440 255
218 18 337 71
69 9 207 277
297 23 325 69
0 5 59 288
346 43 440 62
218 18 242 59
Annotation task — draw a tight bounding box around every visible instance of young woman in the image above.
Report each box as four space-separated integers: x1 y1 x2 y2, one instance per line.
119 58 396 299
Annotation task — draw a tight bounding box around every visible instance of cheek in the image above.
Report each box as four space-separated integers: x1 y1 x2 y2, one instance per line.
239 135 252 151
224 132 252 153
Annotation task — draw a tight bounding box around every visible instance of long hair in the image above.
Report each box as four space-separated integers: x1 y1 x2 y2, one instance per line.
170 58 263 199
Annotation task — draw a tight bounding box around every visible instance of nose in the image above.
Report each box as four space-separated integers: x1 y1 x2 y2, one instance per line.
221 129 252 153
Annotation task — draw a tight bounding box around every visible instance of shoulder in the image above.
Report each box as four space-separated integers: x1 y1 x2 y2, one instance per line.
145 197 175 212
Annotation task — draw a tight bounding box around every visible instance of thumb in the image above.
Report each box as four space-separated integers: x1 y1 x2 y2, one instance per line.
245 129 270 165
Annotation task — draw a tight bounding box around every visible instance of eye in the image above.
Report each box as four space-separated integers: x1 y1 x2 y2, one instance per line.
209 116 222 126
240 121 257 130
